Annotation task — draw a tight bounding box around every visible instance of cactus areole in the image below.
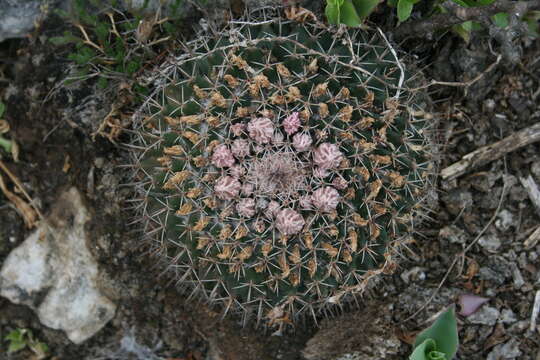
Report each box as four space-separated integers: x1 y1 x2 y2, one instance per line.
132 11 432 327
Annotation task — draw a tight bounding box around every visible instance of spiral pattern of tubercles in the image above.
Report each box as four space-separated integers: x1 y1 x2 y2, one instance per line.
132 14 432 326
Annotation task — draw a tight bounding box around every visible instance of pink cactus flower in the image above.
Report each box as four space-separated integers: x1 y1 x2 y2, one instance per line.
231 138 250 158
299 195 312 210
231 123 246 137
312 167 329 178
266 201 280 218
242 182 254 196
311 186 340 212
214 176 241 200
332 176 348 190
313 143 343 169
229 164 245 178
211 144 235 168
237 198 256 218
275 208 305 235
292 133 312 152
247 117 274 144
283 112 300 135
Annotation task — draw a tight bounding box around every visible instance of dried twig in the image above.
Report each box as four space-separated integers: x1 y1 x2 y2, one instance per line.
524 226 540 249
441 122 540 180
395 0 540 38
0 160 43 221
519 175 540 217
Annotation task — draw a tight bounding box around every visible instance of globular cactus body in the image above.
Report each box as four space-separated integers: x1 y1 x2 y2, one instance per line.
131 11 432 326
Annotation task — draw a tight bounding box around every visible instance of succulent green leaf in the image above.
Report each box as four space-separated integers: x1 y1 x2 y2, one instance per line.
410 338 436 360
351 0 380 19
325 0 344 24
413 307 459 360
340 0 363 26
397 0 415 23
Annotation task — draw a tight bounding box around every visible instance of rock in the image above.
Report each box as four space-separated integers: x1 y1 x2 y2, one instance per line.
467 306 500 326
0 187 116 344
301 304 400 360
478 233 502 252
439 225 468 244
441 189 473 216
500 309 517 324
0 0 44 42
495 209 515 231
486 338 522 360
479 256 512 285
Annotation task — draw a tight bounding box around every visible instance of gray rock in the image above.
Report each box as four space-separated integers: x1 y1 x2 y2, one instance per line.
500 309 517 324
467 306 500 326
0 187 116 344
479 256 512 285
486 338 522 360
439 225 468 244
0 0 43 42
495 209 515 231
478 233 502 252
441 189 473 215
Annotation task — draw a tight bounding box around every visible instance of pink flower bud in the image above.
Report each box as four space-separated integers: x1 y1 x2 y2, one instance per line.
292 133 312 152
236 198 256 218
266 201 280 218
211 144 235 168
282 112 300 135
242 182 254 196
332 176 348 190
231 123 246 137
276 208 305 235
247 117 274 144
231 139 250 158
313 167 329 178
214 176 241 200
313 143 343 169
229 164 245 178
311 186 340 212
299 195 312 210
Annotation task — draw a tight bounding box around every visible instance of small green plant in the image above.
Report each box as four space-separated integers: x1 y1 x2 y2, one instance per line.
325 0 380 26
4 328 49 358
325 0 539 41
0 102 13 155
409 307 459 360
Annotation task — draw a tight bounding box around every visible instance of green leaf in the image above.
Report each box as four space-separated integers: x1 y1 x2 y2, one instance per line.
340 0 363 26
492 12 508 28
352 0 380 19
410 338 436 360
397 0 414 23
7 340 27 353
0 101 5 118
325 0 344 24
427 350 447 360
413 307 459 360
452 21 472 42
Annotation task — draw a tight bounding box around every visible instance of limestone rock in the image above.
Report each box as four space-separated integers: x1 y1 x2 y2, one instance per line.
0 187 116 344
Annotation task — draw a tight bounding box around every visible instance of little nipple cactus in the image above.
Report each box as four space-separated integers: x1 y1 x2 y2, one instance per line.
131 10 433 327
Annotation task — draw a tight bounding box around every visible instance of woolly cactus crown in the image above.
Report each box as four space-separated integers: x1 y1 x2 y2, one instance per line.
131 10 432 327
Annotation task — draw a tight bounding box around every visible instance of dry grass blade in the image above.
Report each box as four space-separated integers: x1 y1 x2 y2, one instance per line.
0 173 38 228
